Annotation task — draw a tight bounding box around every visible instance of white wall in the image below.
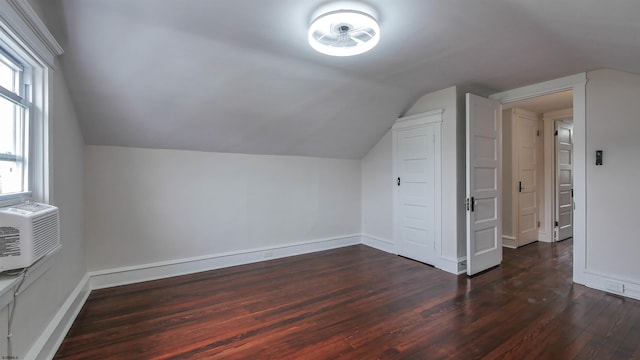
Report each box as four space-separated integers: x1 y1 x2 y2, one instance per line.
0 65 86 358
585 69 640 283
85 146 361 271
361 131 393 250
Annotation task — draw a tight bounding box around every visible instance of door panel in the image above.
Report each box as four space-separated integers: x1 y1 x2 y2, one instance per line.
516 112 541 246
395 126 436 265
556 121 574 240
466 94 502 276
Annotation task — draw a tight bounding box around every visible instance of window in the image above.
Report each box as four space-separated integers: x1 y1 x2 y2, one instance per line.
0 48 31 200
0 29 49 206
0 1 60 206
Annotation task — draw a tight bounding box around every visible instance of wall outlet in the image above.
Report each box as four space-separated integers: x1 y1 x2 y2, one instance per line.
605 281 624 294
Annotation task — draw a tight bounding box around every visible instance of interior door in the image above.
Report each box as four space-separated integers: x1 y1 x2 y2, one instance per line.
466 94 502 276
394 125 436 265
555 120 574 241
516 112 541 246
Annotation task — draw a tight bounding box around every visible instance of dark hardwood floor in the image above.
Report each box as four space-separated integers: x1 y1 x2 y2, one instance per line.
54 240 640 359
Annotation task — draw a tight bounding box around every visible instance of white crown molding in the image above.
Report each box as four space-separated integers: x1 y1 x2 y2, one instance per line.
489 73 587 103
0 0 63 69
393 108 444 130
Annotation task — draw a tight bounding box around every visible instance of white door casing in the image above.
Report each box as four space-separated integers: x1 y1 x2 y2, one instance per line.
488 72 587 286
393 110 442 266
555 120 574 241
515 110 541 246
466 94 502 276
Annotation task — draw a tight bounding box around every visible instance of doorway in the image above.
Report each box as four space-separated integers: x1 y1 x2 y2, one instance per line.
500 90 574 248
468 73 587 279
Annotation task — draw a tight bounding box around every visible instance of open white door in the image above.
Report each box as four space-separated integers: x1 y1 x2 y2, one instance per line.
555 120 574 241
466 94 502 276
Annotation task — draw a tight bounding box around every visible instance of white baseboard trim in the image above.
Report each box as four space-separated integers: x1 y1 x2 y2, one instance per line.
437 256 466 275
502 235 516 249
89 234 361 290
26 273 91 360
538 230 552 243
579 270 640 301
361 234 396 254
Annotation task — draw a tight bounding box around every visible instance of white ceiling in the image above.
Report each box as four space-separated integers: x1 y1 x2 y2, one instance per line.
41 0 640 159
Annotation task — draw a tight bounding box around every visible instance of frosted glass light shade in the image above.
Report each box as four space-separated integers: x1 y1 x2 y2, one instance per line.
308 10 380 57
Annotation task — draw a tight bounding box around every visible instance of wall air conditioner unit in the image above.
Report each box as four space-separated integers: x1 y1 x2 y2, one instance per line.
0 202 60 272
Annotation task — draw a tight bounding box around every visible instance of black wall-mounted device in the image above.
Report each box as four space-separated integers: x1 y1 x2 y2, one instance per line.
596 150 603 166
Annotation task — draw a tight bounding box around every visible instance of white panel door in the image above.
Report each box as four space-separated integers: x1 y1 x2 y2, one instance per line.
394 125 436 265
516 113 541 246
466 94 502 276
555 120 574 241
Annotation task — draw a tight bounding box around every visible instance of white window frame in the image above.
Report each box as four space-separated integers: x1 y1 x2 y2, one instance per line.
0 28 43 206
0 43 32 203
0 0 63 207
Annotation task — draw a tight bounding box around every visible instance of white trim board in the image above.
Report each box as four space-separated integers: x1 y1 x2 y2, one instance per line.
26 274 91 360
502 235 517 249
361 234 396 254
582 271 640 301
437 256 467 275
0 0 63 69
89 235 361 290
392 108 444 130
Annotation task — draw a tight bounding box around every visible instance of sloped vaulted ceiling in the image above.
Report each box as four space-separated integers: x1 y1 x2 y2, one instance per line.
42 0 640 159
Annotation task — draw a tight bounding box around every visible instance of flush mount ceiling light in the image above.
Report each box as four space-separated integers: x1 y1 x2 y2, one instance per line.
308 5 380 57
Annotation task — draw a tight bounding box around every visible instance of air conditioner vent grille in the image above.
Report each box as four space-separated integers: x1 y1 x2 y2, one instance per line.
0 227 21 257
32 212 59 260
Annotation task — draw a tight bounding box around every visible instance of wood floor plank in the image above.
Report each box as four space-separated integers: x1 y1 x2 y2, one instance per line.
54 240 640 359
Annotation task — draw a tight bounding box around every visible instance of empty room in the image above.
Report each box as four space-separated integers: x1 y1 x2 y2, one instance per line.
0 0 639 359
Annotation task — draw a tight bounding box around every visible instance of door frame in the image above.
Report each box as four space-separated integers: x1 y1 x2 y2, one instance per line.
490 73 587 285
392 109 443 267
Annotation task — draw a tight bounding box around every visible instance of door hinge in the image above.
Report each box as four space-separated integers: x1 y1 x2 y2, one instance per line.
555 221 559 227
537 129 540 137
465 198 475 212
554 130 558 136
537 221 541 228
